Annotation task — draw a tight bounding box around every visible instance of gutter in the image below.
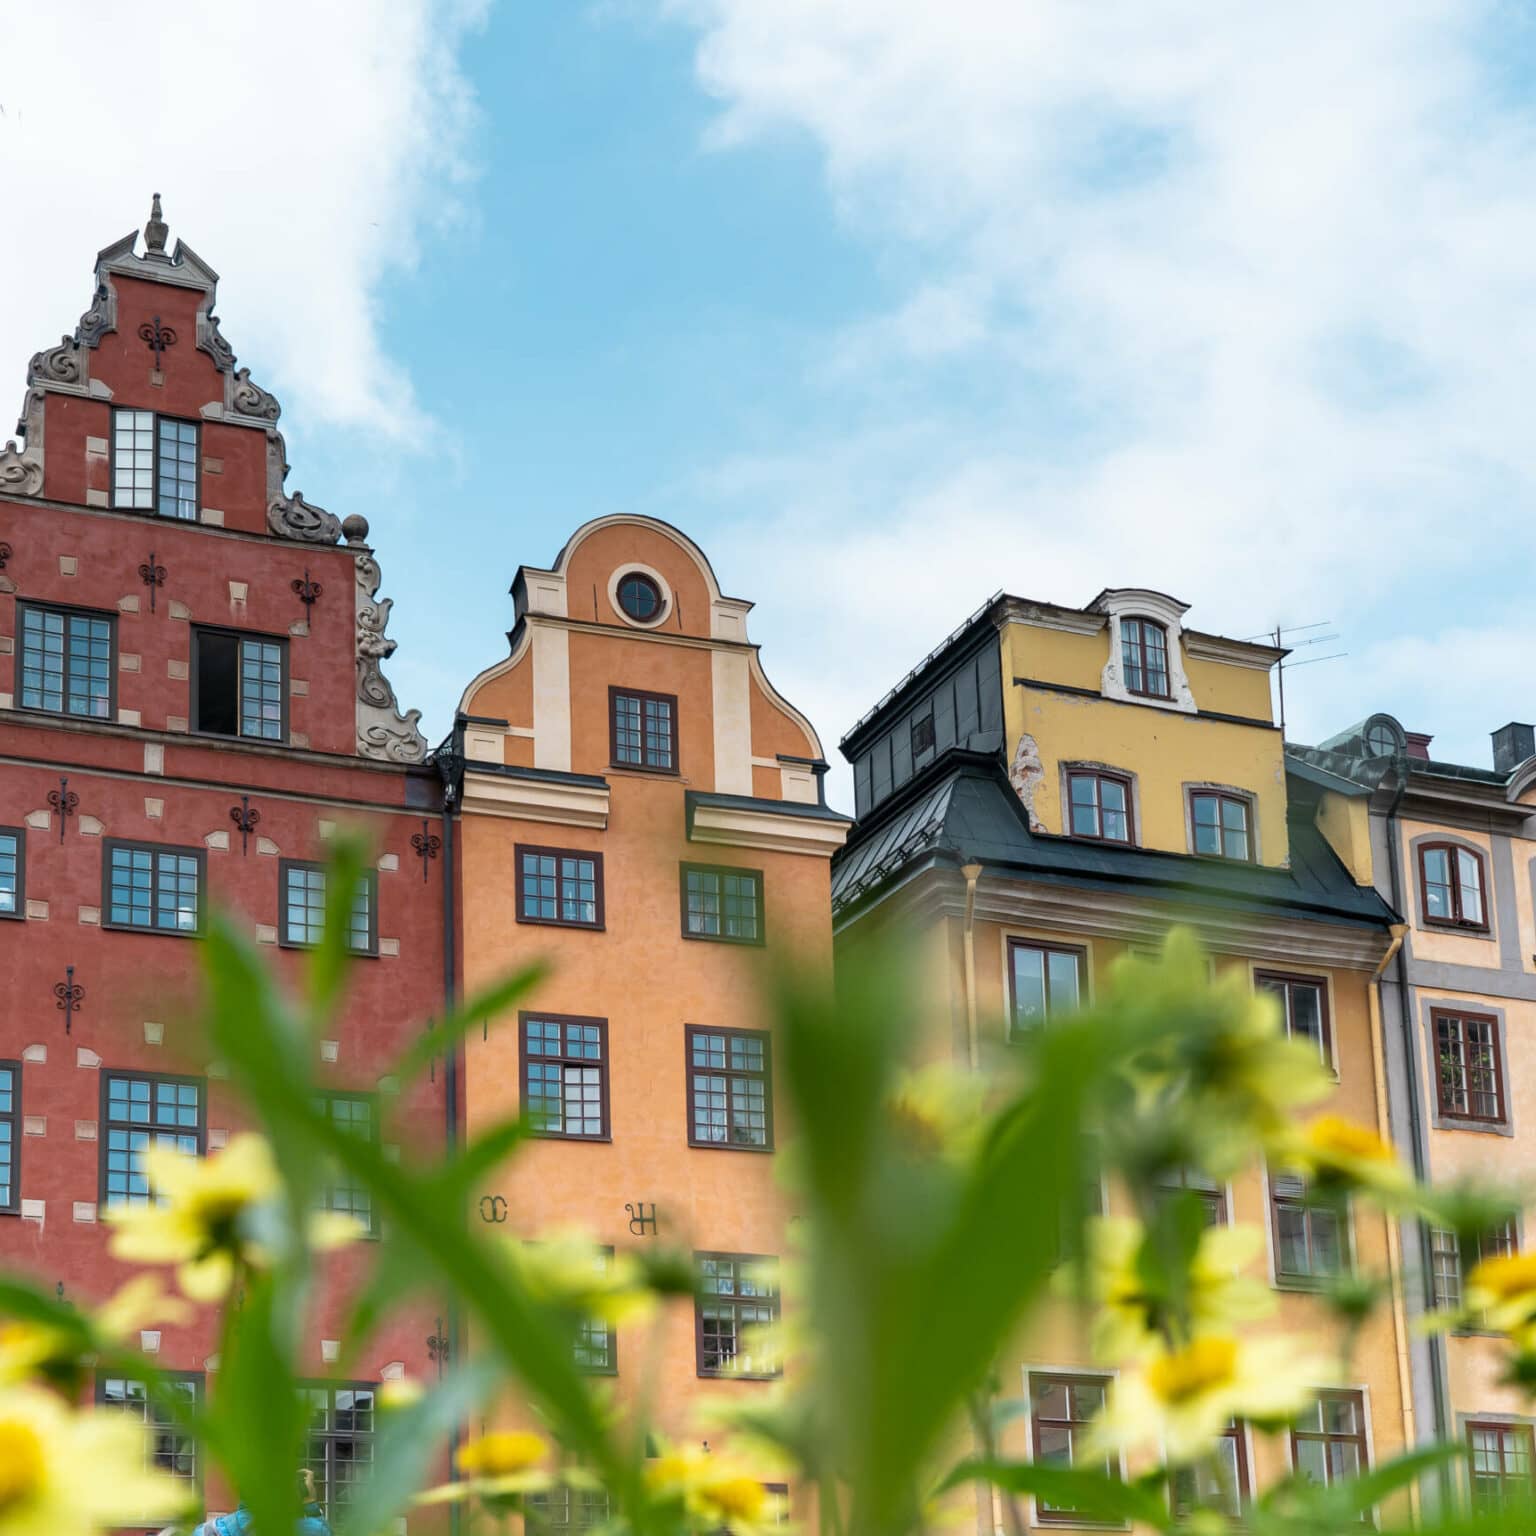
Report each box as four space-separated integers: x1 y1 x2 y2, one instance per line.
961 862 983 1070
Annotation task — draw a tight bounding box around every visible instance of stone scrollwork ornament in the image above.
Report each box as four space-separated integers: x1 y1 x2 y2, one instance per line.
75 283 117 348
0 439 43 497
355 552 428 763
27 338 84 387
230 366 281 422
267 489 342 545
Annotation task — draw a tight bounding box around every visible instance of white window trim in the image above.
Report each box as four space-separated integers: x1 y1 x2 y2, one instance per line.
1021 1362 1127 1531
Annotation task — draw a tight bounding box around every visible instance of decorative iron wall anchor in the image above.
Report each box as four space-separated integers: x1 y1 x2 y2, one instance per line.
291 570 322 613
426 1316 450 1377
0 542 11 570
139 551 166 612
478 1194 508 1224
137 316 177 368
410 820 441 882
230 795 261 855
54 965 83 1035
626 1202 658 1237
47 777 78 842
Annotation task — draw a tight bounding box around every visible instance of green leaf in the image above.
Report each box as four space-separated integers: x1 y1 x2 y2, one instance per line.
946 1459 1170 1528
389 962 549 1088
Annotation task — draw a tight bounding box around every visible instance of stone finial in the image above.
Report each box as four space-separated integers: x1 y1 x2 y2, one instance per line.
144 193 168 255
342 514 370 547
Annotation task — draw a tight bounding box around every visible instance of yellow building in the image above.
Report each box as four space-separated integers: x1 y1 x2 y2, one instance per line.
1291 713 1536 1512
834 588 1412 1526
449 515 848 1507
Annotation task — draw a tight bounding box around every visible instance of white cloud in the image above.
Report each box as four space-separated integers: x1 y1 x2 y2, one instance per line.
662 0 1536 778
0 2 487 442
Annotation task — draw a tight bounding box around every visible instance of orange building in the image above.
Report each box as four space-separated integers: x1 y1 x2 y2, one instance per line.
451 515 848 1472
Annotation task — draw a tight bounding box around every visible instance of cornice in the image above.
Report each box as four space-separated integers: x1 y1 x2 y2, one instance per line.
688 799 850 860
462 764 611 829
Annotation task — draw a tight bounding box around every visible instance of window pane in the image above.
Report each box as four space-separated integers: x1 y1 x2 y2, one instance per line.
1011 948 1045 1031
1047 951 1081 1013
1423 848 1452 918
1099 779 1128 841
1456 849 1485 924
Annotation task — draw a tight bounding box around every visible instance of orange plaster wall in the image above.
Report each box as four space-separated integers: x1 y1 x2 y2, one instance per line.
564 524 716 638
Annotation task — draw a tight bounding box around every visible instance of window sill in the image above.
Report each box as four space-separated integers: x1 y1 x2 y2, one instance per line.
278 940 378 958
101 922 203 940
1420 919 1491 936
607 761 681 779
1434 1116 1511 1136
514 915 606 934
680 930 766 949
696 1369 782 1383
528 1131 613 1145
687 1137 775 1154
1272 1274 1349 1294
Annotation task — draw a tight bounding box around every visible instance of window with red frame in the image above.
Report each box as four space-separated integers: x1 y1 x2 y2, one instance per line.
1419 842 1488 929
1433 1009 1505 1124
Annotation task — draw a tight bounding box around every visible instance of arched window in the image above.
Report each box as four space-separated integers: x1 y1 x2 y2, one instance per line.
1121 617 1170 698
1419 841 1488 930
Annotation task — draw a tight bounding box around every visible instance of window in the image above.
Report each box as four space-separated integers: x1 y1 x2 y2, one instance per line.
192 628 286 741
1190 790 1253 862
526 1486 612 1535
1155 1166 1227 1227
516 845 603 929
305 1384 375 1512
104 840 204 935
315 1094 377 1233
1434 1010 1505 1124
1029 1373 1119 1522
1429 1221 1518 1313
681 863 765 945
1291 1392 1369 1495
17 603 114 719
521 1015 608 1140
0 828 22 920
1172 1418 1248 1518
609 687 676 772
575 1249 617 1374
1468 1422 1535 1513
0 1063 18 1214
1271 1171 1347 1285
1419 842 1487 930
112 409 200 519
616 571 663 623
696 1254 780 1378
1066 770 1133 843
911 708 936 759
687 1026 772 1151
280 862 377 954
1008 940 1085 1037
99 1374 200 1493
1256 972 1331 1066
1122 617 1170 698
101 1072 203 1207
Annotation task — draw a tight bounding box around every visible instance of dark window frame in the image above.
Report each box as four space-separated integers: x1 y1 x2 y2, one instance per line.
109 408 202 521
1270 1170 1350 1288
102 837 207 938
910 707 936 759
1155 1165 1228 1227
1189 788 1255 863
302 1379 377 1515
694 1251 781 1380
0 826 24 922
0 1059 20 1215
1467 1420 1535 1514
1121 616 1171 699
1171 1417 1249 1519
514 843 605 931
685 1025 774 1153
1418 841 1490 932
1007 938 1087 1038
1432 1008 1506 1125
519 1012 611 1143
615 571 664 624
607 685 678 774
680 862 767 947
314 1090 381 1237
1430 1220 1518 1320
1028 1371 1123 1526
190 624 289 744
96 1368 203 1493
1256 971 1333 1069
15 599 118 721
575 1245 619 1376
1290 1390 1370 1502
1065 768 1135 844
98 1069 207 1208
278 859 379 956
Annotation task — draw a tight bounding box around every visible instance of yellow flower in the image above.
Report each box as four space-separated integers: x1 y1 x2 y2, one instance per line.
514 1230 657 1325
104 1134 361 1300
1069 1217 1274 1361
645 1445 783 1535
1467 1252 1536 1336
1087 1335 1335 1465
1279 1116 1411 1197
0 1383 195 1536
415 1430 551 1507
886 1062 988 1161
1 1277 189 1390
377 1378 424 1412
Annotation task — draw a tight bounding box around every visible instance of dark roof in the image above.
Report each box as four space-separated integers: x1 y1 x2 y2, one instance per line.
833 750 1397 928
1284 741 1508 792
684 790 851 833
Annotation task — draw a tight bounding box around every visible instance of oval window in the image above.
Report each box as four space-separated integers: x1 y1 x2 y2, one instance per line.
617 572 663 623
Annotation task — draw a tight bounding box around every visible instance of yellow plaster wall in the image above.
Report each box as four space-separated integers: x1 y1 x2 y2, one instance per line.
1315 791 1374 886
1182 653 1274 720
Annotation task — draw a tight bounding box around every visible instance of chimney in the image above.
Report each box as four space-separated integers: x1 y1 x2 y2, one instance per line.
1492 722 1535 774
1404 731 1433 762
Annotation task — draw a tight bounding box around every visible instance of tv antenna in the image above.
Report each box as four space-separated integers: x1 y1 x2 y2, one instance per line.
1241 621 1347 734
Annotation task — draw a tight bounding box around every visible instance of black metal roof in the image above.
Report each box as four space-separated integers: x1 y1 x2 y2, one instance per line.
832 750 1398 928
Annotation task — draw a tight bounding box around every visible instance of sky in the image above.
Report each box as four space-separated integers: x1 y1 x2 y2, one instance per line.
4 2 1536 809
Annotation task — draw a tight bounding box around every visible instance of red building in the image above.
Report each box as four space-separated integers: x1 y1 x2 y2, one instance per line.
0 198 450 1520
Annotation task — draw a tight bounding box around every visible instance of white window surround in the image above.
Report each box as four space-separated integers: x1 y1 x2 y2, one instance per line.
1091 589 1197 714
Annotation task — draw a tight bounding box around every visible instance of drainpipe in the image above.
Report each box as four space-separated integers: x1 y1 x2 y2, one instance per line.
1367 924 1417 1505
961 862 983 1071
1380 769 1451 1463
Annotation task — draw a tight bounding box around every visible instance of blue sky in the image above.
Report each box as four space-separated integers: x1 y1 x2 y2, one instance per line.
7 2 1536 808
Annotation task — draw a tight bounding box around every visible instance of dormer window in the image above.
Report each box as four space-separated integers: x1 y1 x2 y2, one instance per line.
112 409 199 520
1066 769 1133 844
1121 617 1169 699
1189 789 1254 862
